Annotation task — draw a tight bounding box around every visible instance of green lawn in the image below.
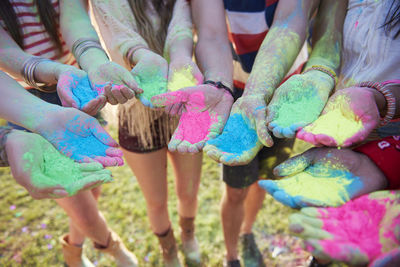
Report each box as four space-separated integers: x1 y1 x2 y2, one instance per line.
0 122 343 266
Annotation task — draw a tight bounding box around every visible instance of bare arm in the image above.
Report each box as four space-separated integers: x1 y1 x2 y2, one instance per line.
191 0 233 88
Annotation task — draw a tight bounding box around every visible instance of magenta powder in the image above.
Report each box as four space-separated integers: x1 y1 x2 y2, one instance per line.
319 196 387 259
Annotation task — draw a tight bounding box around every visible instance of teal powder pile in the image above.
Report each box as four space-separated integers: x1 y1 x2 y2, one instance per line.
23 147 111 196
207 114 258 156
135 71 167 105
273 82 322 128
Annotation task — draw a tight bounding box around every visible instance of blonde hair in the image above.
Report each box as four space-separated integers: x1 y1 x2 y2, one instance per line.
127 0 176 55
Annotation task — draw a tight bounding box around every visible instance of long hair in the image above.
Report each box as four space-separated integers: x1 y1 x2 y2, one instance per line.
127 0 176 55
383 0 400 38
0 0 62 53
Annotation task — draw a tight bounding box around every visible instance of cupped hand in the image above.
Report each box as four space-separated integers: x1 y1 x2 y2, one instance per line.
56 66 107 116
5 130 112 199
296 87 381 147
203 94 273 165
289 190 400 266
259 147 387 208
87 61 142 105
131 51 168 107
151 84 233 153
36 107 123 167
267 71 333 138
167 57 203 92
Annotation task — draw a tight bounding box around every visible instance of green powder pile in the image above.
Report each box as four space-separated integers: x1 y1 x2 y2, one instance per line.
278 172 352 205
23 147 111 196
167 66 198 92
135 70 167 101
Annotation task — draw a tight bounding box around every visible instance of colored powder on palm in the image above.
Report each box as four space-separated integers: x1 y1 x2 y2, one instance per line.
318 195 386 259
273 88 323 128
71 76 99 109
303 97 363 145
135 71 167 105
278 170 353 206
168 66 198 92
207 114 258 154
23 147 111 195
174 91 219 144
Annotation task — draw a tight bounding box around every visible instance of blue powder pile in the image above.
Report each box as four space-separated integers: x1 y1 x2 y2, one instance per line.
207 113 258 155
71 75 99 109
58 130 109 161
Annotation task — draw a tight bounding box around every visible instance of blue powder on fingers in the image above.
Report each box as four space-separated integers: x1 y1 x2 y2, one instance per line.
207 114 258 154
71 76 99 109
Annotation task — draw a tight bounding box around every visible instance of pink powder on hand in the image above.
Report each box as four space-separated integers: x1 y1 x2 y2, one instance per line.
174 91 219 144
318 195 388 260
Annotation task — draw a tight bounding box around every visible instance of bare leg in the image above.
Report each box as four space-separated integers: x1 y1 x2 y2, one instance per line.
55 190 110 247
241 183 266 234
122 147 170 234
169 152 202 218
221 185 250 261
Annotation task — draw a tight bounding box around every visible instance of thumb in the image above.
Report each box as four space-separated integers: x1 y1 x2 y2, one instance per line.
274 149 315 176
122 71 143 94
255 107 273 147
151 90 189 108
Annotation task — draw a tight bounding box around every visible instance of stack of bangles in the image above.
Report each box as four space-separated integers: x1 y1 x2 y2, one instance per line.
355 80 398 126
21 56 54 92
71 37 109 68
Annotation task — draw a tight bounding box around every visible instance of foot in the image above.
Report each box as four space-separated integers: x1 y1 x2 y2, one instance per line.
240 233 265 267
224 259 241 267
182 237 201 266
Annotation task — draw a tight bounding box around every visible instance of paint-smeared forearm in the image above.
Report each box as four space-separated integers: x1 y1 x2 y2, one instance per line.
60 0 109 71
304 0 347 74
90 0 149 66
191 0 233 88
244 0 318 97
165 0 193 62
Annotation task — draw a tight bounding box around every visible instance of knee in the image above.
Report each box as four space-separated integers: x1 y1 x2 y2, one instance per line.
225 187 248 205
146 198 168 214
177 189 198 205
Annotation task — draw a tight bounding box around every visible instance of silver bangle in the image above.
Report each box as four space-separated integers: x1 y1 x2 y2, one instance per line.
72 38 108 67
21 57 52 91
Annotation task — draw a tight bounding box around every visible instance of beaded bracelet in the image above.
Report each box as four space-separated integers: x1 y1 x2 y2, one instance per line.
71 38 108 67
355 81 396 126
0 126 13 167
303 65 338 89
21 56 54 92
204 80 234 98
124 44 149 68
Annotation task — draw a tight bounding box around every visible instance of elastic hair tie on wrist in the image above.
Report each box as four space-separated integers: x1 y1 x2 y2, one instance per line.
204 80 234 98
355 81 396 126
124 44 149 68
303 65 338 89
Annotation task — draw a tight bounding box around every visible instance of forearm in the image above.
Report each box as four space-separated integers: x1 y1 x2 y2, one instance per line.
304 0 348 73
60 0 108 71
244 0 318 97
192 0 233 88
0 71 60 131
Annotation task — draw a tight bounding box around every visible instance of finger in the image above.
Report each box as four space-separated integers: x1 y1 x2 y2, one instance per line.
120 86 135 100
59 87 79 109
304 239 335 263
314 134 338 147
90 95 107 114
289 213 323 234
293 196 326 208
272 190 299 208
296 129 319 146
77 162 104 172
301 207 329 219
93 156 118 167
122 73 143 94
168 103 183 116
176 141 190 154
273 150 314 176
272 126 285 138
105 147 123 157
82 97 102 116
80 168 112 177
258 180 280 195
105 84 118 105
151 91 187 107
281 127 296 138
111 86 128 104
168 138 181 152
255 108 274 147
204 145 223 162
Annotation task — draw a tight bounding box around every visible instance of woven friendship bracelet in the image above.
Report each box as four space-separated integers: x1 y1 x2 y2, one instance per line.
303 65 338 89
355 81 396 126
204 80 234 98
71 38 108 67
124 44 149 68
21 56 54 92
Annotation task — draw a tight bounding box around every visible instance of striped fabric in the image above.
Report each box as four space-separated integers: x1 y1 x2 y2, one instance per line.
224 0 306 90
1 0 77 88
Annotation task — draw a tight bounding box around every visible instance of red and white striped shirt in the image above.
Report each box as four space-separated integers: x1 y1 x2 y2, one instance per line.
0 0 77 88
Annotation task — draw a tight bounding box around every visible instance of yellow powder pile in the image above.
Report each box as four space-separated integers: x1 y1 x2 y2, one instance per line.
278 172 352 206
303 96 363 146
168 66 198 92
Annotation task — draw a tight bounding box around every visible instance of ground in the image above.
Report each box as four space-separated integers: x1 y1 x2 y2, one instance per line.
0 119 344 266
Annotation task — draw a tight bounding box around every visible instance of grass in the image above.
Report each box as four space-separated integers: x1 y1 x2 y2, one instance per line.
0 120 344 266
